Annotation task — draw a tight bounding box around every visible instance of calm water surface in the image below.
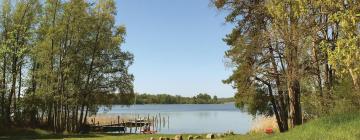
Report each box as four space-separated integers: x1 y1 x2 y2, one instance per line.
97 103 253 134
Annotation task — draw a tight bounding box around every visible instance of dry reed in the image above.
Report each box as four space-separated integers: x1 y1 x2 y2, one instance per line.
250 116 278 133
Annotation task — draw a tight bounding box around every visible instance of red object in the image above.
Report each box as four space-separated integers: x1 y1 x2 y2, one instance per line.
141 130 157 134
265 128 273 134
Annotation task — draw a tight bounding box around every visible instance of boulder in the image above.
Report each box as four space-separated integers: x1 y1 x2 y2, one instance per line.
149 137 154 140
175 135 183 140
187 135 194 140
216 133 224 138
206 133 215 139
227 130 235 135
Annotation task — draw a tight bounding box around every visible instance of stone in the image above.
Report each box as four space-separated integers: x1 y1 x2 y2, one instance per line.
174 135 183 140
187 135 194 140
206 133 215 139
149 137 154 140
216 133 224 138
159 137 165 140
227 130 235 135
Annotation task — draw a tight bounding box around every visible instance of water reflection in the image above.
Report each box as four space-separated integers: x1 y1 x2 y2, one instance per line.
97 103 252 134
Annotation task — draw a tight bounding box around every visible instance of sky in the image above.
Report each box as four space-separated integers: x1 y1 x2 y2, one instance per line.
115 0 235 98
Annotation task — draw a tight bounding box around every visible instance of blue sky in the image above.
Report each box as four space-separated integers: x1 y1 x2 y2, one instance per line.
115 0 235 97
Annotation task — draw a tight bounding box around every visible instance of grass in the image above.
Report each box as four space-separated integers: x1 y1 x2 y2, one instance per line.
0 133 268 140
2 112 360 140
265 112 360 140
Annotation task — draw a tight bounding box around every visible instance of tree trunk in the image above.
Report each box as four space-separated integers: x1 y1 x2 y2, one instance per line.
349 69 359 90
83 106 89 125
78 103 85 130
312 46 323 96
1 55 6 123
269 45 289 131
6 53 18 124
288 79 302 127
16 63 22 120
267 85 286 132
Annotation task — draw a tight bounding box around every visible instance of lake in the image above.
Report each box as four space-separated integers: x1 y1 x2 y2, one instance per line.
97 103 253 134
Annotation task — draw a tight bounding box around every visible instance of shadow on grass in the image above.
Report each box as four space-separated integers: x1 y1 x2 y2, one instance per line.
0 128 132 140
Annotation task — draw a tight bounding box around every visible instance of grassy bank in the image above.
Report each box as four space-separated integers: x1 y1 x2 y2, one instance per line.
1 112 359 140
266 112 360 140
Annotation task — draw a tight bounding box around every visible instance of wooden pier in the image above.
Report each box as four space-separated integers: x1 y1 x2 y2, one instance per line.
88 115 167 134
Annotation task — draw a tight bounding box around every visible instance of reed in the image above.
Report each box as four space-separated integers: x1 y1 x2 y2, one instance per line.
249 116 278 133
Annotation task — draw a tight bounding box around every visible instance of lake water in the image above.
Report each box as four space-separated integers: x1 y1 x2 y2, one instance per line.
97 103 253 134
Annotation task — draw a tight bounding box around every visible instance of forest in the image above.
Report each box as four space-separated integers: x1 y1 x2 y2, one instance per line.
215 0 360 132
0 0 134 133
131 93 234 104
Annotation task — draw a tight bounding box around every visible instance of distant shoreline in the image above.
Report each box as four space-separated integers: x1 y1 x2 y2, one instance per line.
113 93 234 105
121 102 236 105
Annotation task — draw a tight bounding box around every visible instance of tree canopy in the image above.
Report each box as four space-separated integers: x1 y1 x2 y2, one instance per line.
0 0 134 133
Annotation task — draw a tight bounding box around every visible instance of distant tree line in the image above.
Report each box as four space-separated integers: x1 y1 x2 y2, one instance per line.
0 0 134 133
121 93 234 104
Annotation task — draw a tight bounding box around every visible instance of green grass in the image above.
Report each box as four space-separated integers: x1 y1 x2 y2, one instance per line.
0 132 260 140
237 112 360 140
266 112 360 140
2 112 360 140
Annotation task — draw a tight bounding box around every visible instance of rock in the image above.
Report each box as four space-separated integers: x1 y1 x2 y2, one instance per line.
206 133 215 139
193 135 202 139
159 137 170 140
227 130 235 135
187 135 194 140
175 135 183 140
149 137 154 140
216 133 224 138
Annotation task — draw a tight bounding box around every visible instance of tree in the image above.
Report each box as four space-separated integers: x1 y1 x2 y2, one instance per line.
213 0 360 131
0 0 134 133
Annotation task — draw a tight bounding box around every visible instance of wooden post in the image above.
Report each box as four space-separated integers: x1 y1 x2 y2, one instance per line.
130 120 132 134
93 118 95 126
117 116 120 133
122 119 125 133
155 115 157 130
134 115 137 133
159 113 161 130
152 116 155 132
163 117 165 127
